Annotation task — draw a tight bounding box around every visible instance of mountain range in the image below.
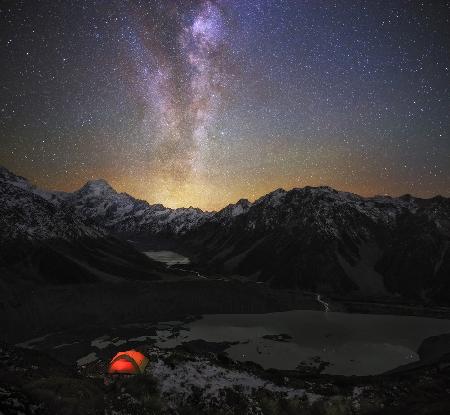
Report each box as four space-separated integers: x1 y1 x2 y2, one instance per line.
1 165 449 303
0 166 166 287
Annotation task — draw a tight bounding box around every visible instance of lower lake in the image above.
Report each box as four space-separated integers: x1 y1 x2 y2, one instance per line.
16 310 450 376
153 310 450 375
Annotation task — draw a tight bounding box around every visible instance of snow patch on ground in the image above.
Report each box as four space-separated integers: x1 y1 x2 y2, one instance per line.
53 341 80 349
128 335 154 342
149 356 322 407
351 385 372 410
16 334 51 349
77 352 98 366
91 335 127 350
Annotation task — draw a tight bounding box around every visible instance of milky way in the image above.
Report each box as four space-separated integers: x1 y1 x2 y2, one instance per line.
0 1 449 209
123 0 231 199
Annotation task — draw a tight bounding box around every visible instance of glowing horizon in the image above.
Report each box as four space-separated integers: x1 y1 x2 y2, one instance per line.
1 1 448 210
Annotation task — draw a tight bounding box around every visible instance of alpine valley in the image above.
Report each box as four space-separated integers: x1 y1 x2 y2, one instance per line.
1 165 449 303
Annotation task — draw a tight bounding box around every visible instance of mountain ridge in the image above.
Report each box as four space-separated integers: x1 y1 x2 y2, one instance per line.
1 165 449 303
3 164 448 213
0 166 166 286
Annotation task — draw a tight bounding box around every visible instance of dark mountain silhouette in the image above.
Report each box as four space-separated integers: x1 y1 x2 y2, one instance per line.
1 166 449 303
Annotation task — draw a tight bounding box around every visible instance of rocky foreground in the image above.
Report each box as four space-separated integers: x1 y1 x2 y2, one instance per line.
1 339 450 415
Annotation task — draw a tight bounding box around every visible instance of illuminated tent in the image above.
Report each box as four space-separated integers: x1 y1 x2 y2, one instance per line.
108 350 149 375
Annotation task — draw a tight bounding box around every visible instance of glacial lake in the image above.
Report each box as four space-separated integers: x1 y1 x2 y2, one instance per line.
17 310 450 376
143 250 190 266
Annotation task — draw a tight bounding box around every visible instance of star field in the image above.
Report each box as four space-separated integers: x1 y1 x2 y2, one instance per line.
1 0 449 210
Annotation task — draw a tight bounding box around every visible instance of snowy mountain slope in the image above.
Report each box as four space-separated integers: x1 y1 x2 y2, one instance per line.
0 166 211 239
0 167 162 285
185 186 450 302
213 199 252 225
0 168 101 242
62 178 212 235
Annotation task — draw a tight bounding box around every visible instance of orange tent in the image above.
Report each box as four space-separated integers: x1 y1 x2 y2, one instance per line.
108 350 149 375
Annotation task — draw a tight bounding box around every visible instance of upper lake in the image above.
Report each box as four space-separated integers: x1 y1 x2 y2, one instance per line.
143 250 190 266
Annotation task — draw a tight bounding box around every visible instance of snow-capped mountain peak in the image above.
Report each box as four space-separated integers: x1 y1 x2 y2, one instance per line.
76 179 117 197
0 166 34 191
0 166 104 242
254 188 287 207
217 198 252 220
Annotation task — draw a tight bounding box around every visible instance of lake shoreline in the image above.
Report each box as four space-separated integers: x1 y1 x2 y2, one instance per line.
10 302 450 378
3 333 450 414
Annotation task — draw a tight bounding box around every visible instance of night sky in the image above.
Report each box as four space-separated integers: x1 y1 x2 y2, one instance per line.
1 1 449 210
